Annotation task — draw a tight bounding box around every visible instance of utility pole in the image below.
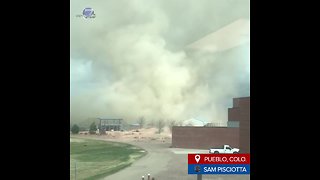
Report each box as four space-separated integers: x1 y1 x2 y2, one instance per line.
75 161 77 180
197 174 202 180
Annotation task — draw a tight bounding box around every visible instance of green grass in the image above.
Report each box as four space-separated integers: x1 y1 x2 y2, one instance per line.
70 137 147 180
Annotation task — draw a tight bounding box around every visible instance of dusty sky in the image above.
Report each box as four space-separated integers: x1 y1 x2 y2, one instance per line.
70 0 250 124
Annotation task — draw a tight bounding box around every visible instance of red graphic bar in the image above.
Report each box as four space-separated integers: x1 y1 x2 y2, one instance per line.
188 154 250 164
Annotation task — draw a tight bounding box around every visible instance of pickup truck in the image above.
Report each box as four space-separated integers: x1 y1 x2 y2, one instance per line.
209 145 240 154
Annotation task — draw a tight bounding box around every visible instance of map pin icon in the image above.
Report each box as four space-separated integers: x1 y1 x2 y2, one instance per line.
195 155 200 163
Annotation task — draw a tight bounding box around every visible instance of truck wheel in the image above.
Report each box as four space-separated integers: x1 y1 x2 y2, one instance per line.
233 152 239 154
214 151 219 154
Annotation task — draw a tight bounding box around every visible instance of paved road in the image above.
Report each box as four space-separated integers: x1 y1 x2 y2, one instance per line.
74 136 250 180
102 141 172 180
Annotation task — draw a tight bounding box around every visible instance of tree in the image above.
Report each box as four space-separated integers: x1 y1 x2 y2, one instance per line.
71 124 80 134
89 122 97 134
157 119 165 134
138 116 145 129
147 119 155 128
168 120 177 133
177 120 184 126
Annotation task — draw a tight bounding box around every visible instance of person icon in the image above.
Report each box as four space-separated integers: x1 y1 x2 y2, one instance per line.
195 165 201 172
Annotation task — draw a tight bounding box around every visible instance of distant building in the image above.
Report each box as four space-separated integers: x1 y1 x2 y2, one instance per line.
172 97 250 153
128 123 140 130
98 118 123 133
227 121 240 128
182 118 206 127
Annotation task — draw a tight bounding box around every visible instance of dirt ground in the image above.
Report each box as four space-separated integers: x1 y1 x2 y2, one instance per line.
76 127 172 144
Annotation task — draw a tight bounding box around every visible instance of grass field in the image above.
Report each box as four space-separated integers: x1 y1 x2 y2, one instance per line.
70 137 147 180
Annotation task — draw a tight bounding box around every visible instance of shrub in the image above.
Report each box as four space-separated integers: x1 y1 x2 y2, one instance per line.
71 124 80 134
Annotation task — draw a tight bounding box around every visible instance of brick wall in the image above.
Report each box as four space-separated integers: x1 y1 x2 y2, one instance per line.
171 127 239 149
228 97 250 153
171 97 250 152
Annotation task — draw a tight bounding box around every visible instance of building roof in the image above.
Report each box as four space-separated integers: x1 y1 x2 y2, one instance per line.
182 118 206 127
233 96 250 99
130 123 140 126
186 18 249 53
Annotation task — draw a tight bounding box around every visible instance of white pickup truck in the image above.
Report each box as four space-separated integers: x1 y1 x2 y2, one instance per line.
209 145 240 154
